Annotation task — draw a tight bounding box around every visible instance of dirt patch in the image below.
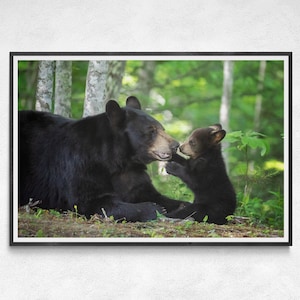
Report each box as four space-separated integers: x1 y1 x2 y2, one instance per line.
17 208 283 239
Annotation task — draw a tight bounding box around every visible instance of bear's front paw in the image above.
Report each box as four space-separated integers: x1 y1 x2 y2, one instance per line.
166 161 182 176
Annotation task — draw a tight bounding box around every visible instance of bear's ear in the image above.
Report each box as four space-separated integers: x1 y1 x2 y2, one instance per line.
126 96 142 110
106 100 125 128
212 129 226 144
209 124 223 132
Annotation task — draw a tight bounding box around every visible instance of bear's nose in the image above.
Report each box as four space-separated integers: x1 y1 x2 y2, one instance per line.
171 140 180 153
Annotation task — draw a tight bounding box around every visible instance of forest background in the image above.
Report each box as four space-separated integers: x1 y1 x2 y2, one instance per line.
18 59 285 229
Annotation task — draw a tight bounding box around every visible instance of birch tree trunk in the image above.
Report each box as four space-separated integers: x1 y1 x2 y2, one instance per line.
83 61 109 117
105 61 126 100
219 60 234 171
35 61 54 112
54 61 72 117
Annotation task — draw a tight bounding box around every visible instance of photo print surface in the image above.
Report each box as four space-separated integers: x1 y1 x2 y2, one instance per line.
10 52 292 245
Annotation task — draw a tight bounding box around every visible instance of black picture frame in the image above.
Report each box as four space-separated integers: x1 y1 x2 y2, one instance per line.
10 52 292 246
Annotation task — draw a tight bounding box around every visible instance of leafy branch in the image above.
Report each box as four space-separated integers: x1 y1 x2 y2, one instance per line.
225 130 270 201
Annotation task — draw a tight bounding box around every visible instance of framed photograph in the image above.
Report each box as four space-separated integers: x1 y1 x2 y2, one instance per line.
10 52 292 245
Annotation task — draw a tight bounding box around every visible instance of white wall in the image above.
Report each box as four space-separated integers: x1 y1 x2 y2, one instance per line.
1 1 299 298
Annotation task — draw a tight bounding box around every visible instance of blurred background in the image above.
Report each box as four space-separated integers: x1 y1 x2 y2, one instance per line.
18 59 285 229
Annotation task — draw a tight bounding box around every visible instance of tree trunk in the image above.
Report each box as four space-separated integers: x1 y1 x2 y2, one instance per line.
219 61 234 171
249 61 267 172
35 61 54 112
105 61 126 100
253 61 267 132
137 61 156 97
25 61 38 110
54 61 72 117
83 61 109 117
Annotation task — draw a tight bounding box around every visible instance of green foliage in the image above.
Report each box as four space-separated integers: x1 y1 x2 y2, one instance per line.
202 215 209 223
150 169 194 203
18 59 285 229
226 215 235 222
225 129 283 229
236 190 284 229
36 229 45 237
34 208 44 218
226 130 270 157
49 209 61 217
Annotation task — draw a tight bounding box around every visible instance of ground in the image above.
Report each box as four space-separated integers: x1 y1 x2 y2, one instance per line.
18 208 283 238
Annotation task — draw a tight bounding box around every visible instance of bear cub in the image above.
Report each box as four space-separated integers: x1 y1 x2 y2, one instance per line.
166 124 236 224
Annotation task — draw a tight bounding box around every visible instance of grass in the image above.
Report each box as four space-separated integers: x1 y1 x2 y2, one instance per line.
18 208 283 239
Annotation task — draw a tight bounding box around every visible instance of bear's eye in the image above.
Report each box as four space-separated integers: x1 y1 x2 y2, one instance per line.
189 140 195 146
148 127 157 136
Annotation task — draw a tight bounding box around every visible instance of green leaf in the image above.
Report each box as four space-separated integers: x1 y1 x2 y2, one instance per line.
250 131 267 138
202 215 209 223
50 209 61 217
225 131 243 143
36 229 45 237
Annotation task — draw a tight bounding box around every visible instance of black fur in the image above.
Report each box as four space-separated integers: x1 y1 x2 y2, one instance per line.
19 96 185 222
166 125 236 224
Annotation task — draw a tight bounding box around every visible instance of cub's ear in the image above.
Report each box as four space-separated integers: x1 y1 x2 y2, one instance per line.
126 96 141 110
212 129 226 143
106 100 125 128
209 124 223 132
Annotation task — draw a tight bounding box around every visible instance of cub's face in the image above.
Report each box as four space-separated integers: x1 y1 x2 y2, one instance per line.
180 125 226 159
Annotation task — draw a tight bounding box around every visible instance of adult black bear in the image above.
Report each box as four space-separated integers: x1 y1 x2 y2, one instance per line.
166 124 236 224
19 96 186 222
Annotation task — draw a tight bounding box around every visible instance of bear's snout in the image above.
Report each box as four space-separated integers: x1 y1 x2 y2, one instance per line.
171 140 180 153
149 131 180 161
